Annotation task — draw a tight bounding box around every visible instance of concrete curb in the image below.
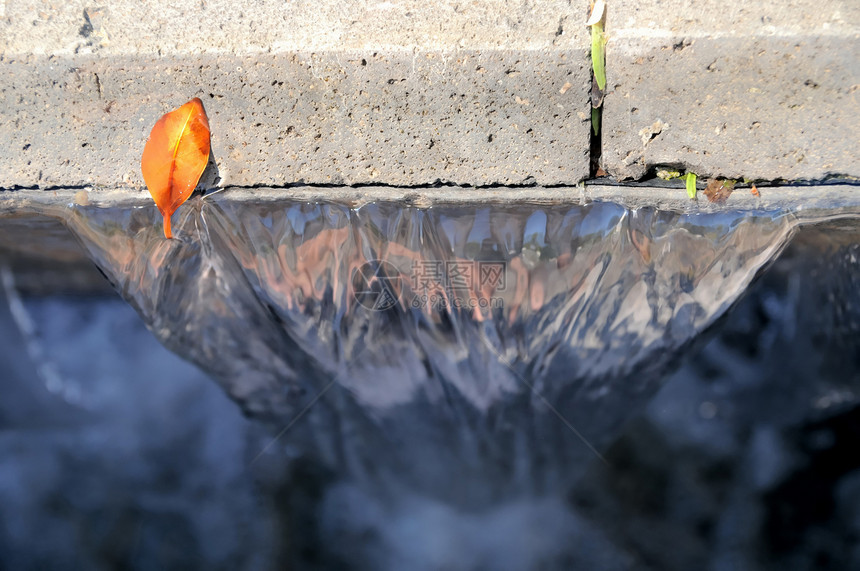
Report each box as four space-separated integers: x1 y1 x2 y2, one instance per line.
1 1 591 189
602 0 860 181
1 1 857 190
3 182 859 212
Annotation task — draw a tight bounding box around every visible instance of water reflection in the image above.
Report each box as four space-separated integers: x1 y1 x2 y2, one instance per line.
47 196 795 504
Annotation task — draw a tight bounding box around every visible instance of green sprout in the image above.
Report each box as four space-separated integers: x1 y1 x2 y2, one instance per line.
591 21 606 91
685 172 698 199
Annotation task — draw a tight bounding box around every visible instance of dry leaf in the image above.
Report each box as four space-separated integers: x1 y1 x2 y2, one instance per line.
141 98 211 238
751 184 760 197
586 0 606 26
703 179 735 204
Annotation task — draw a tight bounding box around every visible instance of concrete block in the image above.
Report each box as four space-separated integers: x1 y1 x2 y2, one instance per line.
0 1 592 189
602 0 860 181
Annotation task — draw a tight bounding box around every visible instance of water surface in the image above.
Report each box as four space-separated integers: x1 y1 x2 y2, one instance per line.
23 195 800 505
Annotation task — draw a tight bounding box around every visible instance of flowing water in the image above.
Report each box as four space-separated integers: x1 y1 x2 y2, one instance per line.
9 194 802 508
6 189 860 568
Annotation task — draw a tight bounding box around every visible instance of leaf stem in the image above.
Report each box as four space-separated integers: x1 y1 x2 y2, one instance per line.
163 213 173 239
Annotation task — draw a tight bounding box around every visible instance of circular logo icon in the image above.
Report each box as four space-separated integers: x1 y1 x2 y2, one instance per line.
352 260 402 310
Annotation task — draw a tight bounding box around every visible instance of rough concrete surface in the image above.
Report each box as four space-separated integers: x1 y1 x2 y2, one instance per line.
603 0 860 181
0 1 591 189
5 183 860 214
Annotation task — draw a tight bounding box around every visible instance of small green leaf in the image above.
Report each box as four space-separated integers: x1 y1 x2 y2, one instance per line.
686 172 698 199
591 22 606 91
591 107 600 136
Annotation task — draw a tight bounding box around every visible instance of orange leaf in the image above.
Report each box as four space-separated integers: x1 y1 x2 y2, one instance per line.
141 98 211 238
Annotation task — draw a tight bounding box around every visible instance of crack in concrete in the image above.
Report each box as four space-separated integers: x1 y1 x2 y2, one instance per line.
1 175 858 197
588 2 606 178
